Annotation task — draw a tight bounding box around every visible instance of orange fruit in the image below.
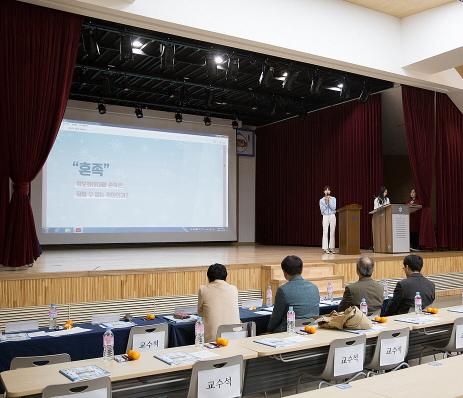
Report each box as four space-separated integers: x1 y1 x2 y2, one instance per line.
374 316 387 323
66 320 74 326
146 314 156 320
64 323 73 330
127 350 141 360
304 325 317 334
216 337 229 346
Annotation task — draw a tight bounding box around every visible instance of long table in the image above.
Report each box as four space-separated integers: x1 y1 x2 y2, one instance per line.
3 306 463 397
0 303 340 376
288 352 463 398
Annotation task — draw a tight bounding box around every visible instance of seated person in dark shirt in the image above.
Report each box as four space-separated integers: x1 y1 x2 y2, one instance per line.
267 255 320 333
384 255 435 316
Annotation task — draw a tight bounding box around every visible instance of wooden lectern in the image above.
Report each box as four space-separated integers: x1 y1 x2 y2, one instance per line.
369 204 422 253
338 204 362 255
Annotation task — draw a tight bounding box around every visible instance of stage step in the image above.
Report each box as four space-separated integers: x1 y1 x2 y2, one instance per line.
264 263 336 280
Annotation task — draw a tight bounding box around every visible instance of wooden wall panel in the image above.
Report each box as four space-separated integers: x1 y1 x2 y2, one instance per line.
1 254 462 308
0 265 263 308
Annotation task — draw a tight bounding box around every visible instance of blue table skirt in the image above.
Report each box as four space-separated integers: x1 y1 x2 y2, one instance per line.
0 304 339 376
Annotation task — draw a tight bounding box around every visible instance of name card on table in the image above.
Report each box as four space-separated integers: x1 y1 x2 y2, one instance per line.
197 363 241 398
456 325 463 349
91 314 120 324
333 344 365 377
55 388 108 398
380 336 407 366
132 331 165 352
5 320 39 333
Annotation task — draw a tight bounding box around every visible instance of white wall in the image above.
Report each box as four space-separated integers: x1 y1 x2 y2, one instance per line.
238 154 255 243
401 2 463 73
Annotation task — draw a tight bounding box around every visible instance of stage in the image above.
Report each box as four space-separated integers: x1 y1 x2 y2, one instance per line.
1 245 462 308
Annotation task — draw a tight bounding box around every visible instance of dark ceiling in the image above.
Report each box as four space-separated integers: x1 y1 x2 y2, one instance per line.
70 18 394 126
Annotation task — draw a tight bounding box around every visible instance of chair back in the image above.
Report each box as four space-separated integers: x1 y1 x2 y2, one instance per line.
366 328 409 371
42 376 111 398
216 322 256 340
126 323 169 353
446 317 463 352
320 335 366 382
187 355 244 398
11 353 71 370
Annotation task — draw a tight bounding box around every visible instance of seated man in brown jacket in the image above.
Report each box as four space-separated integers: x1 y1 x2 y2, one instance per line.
338 256 384 314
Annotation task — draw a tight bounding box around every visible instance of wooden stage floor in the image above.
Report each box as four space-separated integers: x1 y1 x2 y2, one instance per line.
0 244 437 276
0 245 462 308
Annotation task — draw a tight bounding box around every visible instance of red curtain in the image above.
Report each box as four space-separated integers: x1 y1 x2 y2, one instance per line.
255 95 383 248
0 0 81 267
436 93 463 249
401 85 437 249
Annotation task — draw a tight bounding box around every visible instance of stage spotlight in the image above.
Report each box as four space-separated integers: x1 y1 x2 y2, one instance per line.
232 119 239 129
259 64 274 87
135 107 143 118
309 70 323 95
206 54 218 78
175 112 183 123
359 80 371 103
214 55 225 64
132 39 143 49
82 30 100 58
120 34 133 61
204 116 212 126
340 76 350 99
97 103 106 115
283 70 300 91
160 43 175 71
227 57 240 81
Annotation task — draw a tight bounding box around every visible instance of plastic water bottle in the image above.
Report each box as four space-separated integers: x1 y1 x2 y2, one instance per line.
195 317 205 347
103 328 114 361
414 292 422 315
287 306 296 334
360 298 368 315
327 281 334 301
48 304 58 330
266 285 273 307
383 281 389 299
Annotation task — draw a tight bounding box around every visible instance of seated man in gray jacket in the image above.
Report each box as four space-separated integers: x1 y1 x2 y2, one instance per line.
268 255 320 333
338 256 384 314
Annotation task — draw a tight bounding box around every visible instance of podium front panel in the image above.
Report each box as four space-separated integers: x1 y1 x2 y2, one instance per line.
391 205 410 253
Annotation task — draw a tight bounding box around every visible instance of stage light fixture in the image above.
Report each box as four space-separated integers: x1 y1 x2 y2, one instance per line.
227 57 240 81
135 107 143 118
132 39 143 49
206 54 218 78
175 112 183 123
232 119 239 129
204 116 212 126
120 34 134 61
359 80 371 103
82 30 100 58
283 70 300 91
97 103 106 115
259 64 274 87
160 43 175 71
309 70 323 95
214 55 225 64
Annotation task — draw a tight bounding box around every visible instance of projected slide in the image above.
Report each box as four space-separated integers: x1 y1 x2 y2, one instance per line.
42 119 229 235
